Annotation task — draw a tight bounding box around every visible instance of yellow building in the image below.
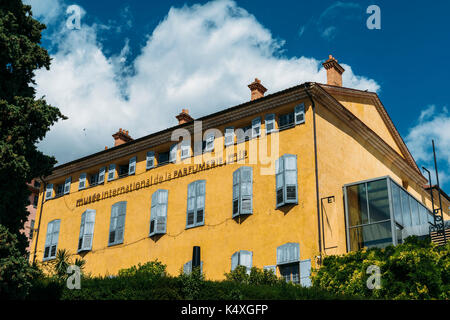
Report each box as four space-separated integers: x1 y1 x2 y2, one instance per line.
30 55 450 283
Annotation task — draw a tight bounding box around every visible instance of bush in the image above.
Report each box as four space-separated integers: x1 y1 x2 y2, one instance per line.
0 224 38 299
224 266 280 285
312 236 450 299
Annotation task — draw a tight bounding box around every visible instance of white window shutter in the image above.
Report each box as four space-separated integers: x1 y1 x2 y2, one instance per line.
184 260 192 275
232 170 240 217
49 220 60 259
43 220 53 259
78 211 86 252
205 134 214 152
109 202 126 245
108 164 116 181
231 252 239 271
128 157 136 175
116 202 126 243
150 190 168 236
64 177 71 194
300 259 312 287
180 140 191 159
195 181 205 225
240 250 253 273
275 157 284 208
295 103 305 125
98 167 106 184
284 154 298 204
146 151 155 169
170 144 177 163
241 167 253 215
45 184 53 201
252 117 261 137
265 114 275 134
186 182 196 227
78 173 87 190
225 127 234 146
81 210 95 251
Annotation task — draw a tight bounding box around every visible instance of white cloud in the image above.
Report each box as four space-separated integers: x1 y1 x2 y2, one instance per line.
33 0 380 165
24 0 63 25
405 105 450 187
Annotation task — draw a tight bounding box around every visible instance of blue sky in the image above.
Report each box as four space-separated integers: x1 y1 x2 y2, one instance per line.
25 0 450 191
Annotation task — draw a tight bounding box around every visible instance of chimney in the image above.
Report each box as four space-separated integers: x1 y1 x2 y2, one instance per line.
112 128 133 147
176 109 194 125
248 78 267 101
322 55 345 86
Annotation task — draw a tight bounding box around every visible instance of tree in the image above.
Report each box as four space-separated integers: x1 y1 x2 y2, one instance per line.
0 0 66 252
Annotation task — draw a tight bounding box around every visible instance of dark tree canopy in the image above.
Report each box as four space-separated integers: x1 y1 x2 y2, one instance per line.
0 0 66 252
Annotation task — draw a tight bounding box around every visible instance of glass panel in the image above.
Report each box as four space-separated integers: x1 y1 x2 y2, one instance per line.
196 195 204 209
349 221 392 251
276 174 284 189
285 171 296 185
409 197 420 226
400 190 412 227
285 157 296 170
187 198 195 211
391 182 403 226
347 183 369 226
367 179 390 222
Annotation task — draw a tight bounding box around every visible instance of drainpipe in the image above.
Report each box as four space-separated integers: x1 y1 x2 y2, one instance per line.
304 83 322 256
32 177 46 265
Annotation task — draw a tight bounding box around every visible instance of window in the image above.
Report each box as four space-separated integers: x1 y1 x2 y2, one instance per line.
55 183 64 197
33 194 39 207
299 259 311 287
117 158 135 179
232 167 253 217
183 260 203 275
146 151 155 169
108 202 126 246
252 117 261 138
89 167 106 187
224 127 234 146
278 112 294 130
128 157 136 175
64 177 71 195
78 209 95 253
294 103 305 125
29 220 35 240
180 140 191 160
231 250 253 273
149 190 168 236
170 144 177 163
279 263 300 284
275 154 298 208
43 219 60 261
276 242 308 285
236 125 252 143
276 242 300 265
90 173 99 186
45 184 53 201
107 164 116 181
186 180 206 228
79 173 87 190
204 134 215 152
158 151 170 166
265 114 275 134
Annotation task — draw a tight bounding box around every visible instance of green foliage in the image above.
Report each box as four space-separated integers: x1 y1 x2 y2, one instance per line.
0 224 38 299
312 236 450 300
224 266 280 286
0 0 66 252
27 260 354 300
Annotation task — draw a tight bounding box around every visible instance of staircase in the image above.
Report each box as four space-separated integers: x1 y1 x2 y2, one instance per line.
430 227 450 246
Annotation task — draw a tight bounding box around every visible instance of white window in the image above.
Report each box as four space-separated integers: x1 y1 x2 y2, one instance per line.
186 180 206 228
225 127 234 146
128 157 136 175
78 209 95 252
108 201 126 246
180 140 191 160
149 189 168 236
232 167 253 217
43 219 60 261
204 134 215 152
146 151 155 169
79 173 87 190
231 250 253 274
295 103 305 125
98 167 106 184
45 184 53 201
276 154 298 208
252 117 261 138
265 114 275 134
107 164 116 181
63 177 71 195
183 260 203 275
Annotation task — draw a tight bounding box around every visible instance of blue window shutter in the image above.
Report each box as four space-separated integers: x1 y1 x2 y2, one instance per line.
240 167 253 215
48 220 60 259
232 169 240 217
170 144 177 163
108 164 116 181
116 202 126 243
180 140 191 159
275 157 285 208
83 210 95 251
150 190 168 236
149 191 158 236
45 184 53 200
64 177 71 194
98 167 106 184
43 220 54 259
284 154 298 204
252 117 261 137
225 127 234 146
240 250 253 274
231 252 239 271
109 202 126 245
128 157 136 175
204 133 215 152
78 211 86 252
146 151 155 169
295 103 305 125
184 260 192 275
300 259 312 287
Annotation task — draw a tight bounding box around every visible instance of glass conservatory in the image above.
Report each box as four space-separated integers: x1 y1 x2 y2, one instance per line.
344 176 435 252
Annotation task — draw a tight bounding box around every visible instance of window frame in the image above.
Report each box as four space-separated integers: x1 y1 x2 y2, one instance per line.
186 180 206 229
43 219 60 261
78 209 96 253
149 189 168 237
232 166 253 218
108 201 127 246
